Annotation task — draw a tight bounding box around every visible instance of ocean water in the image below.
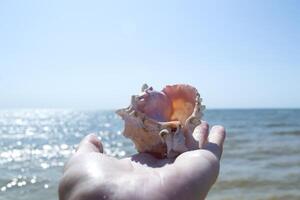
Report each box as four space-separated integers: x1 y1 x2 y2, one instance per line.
0 109 300 200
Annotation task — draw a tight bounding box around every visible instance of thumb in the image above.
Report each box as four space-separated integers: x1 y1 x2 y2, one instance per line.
76 134 104 154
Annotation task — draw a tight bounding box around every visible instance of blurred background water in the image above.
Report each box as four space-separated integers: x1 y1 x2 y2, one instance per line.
0 109 300 200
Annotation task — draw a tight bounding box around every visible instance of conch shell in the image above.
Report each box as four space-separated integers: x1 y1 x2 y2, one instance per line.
116 84 205 158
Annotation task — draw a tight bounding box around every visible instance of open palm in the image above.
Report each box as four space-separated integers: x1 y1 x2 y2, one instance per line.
59 122 225 200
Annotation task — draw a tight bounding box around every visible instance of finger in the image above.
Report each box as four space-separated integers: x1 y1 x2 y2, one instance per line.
204 125 226 160
76 134 103 154
197 121 209 149
208 126 226 147
186 121 209 150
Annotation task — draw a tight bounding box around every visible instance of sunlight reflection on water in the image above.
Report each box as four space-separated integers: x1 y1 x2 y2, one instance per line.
0 109 300 200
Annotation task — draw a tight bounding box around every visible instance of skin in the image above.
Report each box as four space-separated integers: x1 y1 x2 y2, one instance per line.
59 122 226 200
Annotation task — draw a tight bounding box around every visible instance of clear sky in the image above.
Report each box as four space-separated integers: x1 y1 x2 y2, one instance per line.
0 0 299 109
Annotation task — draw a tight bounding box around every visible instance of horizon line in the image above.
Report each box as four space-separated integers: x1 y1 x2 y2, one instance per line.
0 107 300 111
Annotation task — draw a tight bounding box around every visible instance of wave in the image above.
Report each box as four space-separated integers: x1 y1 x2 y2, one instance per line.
215 178 300 190
272 130 300 136
265 123 293 127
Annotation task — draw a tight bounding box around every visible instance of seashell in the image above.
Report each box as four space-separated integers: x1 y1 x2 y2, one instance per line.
116 84 205 158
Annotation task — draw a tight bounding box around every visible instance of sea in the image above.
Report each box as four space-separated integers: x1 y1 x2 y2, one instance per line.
0 109 300 200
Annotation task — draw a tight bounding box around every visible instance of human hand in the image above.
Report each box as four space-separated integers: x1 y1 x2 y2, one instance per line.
59 122 226 200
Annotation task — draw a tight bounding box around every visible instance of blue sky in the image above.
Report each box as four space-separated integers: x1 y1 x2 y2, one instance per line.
0 0 299 109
